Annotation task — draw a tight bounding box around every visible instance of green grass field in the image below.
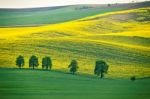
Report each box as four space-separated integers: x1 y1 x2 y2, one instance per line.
0 69 150 99
0 1 149 27
0 5 121 26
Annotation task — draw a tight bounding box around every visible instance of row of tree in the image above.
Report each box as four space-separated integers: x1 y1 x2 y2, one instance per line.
16 55 109 78
16 55 52 70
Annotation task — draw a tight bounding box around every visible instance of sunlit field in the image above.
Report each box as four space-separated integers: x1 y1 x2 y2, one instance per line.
0 7 150 78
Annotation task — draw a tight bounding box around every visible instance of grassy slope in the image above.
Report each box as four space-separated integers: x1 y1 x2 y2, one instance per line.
0 7 150 78
0 69 150 99
0 5 121 26
0 1 150 26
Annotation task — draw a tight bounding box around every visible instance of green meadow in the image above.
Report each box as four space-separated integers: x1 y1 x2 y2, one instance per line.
0 69 150 99
0 2 149 27
0 5 121 26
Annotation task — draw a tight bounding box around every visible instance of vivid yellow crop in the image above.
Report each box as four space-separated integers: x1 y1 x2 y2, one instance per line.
0 7 150 78
0 7 149 39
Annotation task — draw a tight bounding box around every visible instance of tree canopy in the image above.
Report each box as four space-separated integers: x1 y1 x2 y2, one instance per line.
16 55 24 68
68 60 78 74
94 60 109 78
29 55 39 69
42 56 52 70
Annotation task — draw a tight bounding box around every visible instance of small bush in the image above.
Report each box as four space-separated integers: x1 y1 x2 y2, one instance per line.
130 76 136 81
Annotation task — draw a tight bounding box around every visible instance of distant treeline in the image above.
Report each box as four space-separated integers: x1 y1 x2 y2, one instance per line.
16 55 108 78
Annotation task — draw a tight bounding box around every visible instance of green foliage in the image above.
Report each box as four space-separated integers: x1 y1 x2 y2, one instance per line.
29 55 39 69
16 55 24 68
108 4 111 7
68 60 78 74
42 56 52 70
94 60 109 78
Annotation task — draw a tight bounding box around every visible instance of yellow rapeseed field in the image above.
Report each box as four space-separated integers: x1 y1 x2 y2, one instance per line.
0 7 150 78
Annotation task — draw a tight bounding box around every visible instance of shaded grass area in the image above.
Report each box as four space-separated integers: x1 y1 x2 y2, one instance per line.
0 69 150 99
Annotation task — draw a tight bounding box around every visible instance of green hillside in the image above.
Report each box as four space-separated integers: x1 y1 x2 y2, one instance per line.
0 2 150 99
0 69 150 99
0 1 150 27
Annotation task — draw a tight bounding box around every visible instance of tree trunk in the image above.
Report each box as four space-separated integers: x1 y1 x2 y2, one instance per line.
100 72 104 78
72 72 75 75
46 66 48 70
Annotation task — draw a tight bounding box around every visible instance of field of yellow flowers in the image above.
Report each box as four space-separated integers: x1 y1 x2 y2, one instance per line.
0 7 149 78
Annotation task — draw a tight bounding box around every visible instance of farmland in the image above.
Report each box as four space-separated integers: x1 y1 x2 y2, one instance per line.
0 1 149 27
0 3 150 78
0 2 150 99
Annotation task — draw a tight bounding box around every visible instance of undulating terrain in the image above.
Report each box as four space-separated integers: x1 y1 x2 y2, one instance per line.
0 2 150 99
0 1 149 26
0 2 150 78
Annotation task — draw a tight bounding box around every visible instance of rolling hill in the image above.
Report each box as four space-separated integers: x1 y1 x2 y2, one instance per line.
0 1 150 27
0 2 150 78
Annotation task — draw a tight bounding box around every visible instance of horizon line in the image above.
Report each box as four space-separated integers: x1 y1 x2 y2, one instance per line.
0 1 147 9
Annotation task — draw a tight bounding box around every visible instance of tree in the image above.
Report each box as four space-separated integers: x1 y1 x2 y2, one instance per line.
42 56 52 70
130 76 136 81
107 4 111 7
29 55 39 69
94 60 109 78
16 55 24 68
68 60 78 74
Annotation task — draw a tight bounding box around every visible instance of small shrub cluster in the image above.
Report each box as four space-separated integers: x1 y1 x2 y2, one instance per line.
130 76 136 81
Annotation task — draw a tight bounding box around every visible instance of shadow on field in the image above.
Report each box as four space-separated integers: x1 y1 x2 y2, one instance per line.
1 68 149 80
0 68 116 80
